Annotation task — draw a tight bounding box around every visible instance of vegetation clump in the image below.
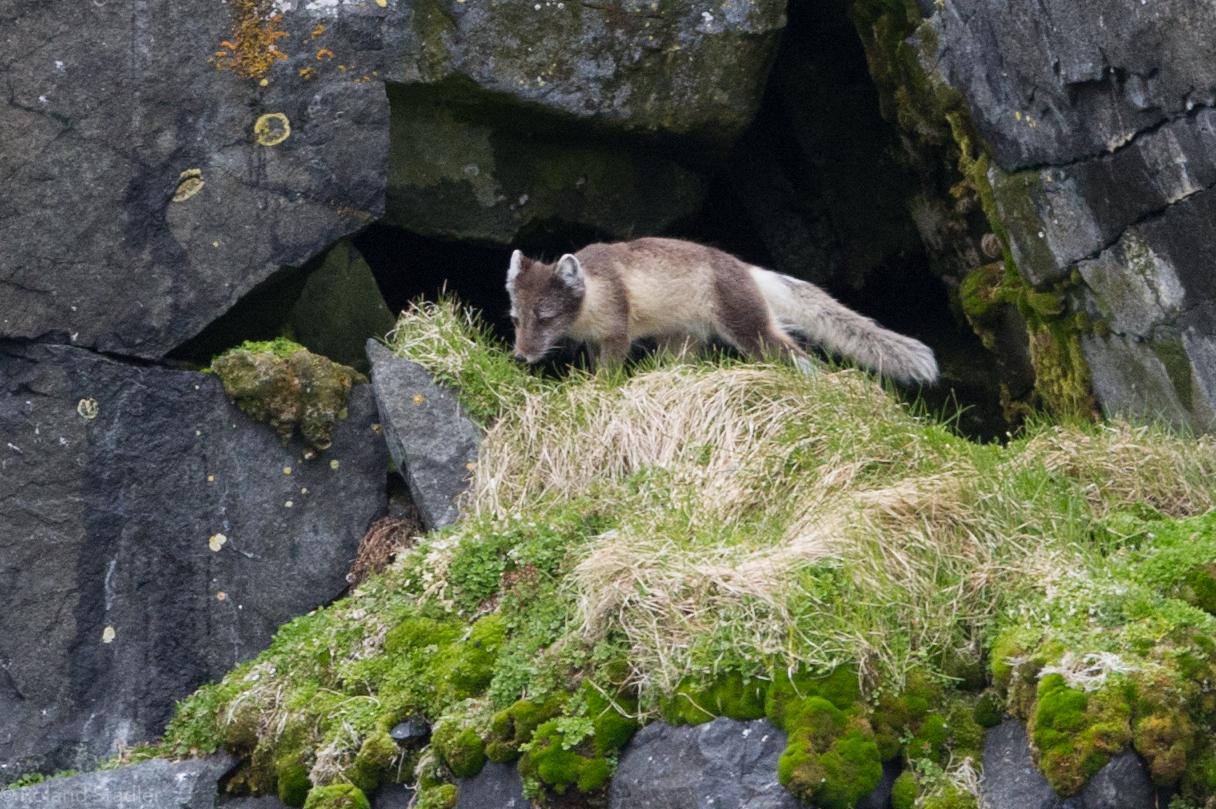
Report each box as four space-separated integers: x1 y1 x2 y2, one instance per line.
211 339 367 450
153 299 1216 807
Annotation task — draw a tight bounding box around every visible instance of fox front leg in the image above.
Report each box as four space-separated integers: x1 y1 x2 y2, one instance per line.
585 333 630 372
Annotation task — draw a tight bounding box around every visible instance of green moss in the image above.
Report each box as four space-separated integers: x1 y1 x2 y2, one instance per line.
973 691 1003 729
908 714 948 761
585 683 639 755
778 697 883 809
1031 675 1131 795
416 784 459 809
277 764 312 808
210 343 367 450
350 731 398 793
661 672 767 725
524 720 606 792
302 784 371 809
1152 337 1195 411
922 783 978 809
891 771 918 809
432 724 487 779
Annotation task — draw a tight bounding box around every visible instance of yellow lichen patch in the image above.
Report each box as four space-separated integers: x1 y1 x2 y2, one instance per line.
77 398 99 419
215 0 289 79
172 169 205 202
102 626 116 643
254 113 291 146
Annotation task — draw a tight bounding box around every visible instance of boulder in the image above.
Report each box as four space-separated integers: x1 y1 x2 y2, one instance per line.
0 341 387 779
378 0 787 144
455 761 527 809
384 87 707 245
0 0 388 358
981 720 1156 809
922 0 1216 430
928 0 1216 172
368 341 481 532
0 754 235 809
288 240 398 375
609 718 801 809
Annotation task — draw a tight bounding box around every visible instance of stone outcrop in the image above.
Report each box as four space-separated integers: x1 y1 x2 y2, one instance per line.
3 0 787 356
0 342 386 779
0 0 388 358
384 86 708 245
924 0 1216 430
368 341 481 531
0 755 236 809
610 718 801 809
981 720 1156 809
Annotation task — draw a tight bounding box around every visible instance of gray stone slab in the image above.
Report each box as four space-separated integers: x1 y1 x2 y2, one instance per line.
981 720 1156 809
0 342 387 778
0 755 235 809
609 718 800 809
455 762 526 809
368 341 481 531
0 0 388 357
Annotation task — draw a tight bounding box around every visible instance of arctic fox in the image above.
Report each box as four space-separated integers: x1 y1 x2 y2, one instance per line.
505 237 939 385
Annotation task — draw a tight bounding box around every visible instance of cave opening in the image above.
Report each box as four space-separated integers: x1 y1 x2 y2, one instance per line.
173 0 1007 440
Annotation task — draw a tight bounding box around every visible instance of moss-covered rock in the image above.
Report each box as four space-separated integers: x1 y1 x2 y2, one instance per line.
211 340 367 450
302 783 370 809
349 731 398 794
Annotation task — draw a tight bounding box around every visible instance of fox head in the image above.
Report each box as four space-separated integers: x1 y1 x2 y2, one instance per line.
505 250 586 363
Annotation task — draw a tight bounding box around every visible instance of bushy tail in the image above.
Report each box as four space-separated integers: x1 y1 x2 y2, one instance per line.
752 268 939 385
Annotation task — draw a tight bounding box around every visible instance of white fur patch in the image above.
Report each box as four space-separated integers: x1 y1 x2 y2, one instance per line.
556 254 585 292
507 249 523 289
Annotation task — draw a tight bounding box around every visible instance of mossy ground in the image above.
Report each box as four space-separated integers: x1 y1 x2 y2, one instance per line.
151 300 1216 807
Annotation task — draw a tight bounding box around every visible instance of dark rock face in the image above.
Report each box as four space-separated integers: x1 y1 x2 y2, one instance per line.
384 86 708 245
368 341 481 531
0 754 235 809
609 718 801 809
0 0 389 358
925 0 1216 431
455 761 527 809
379 0 786 144
288 240 397 376
981 720 1156 809
0 342 386 779
930 0 1216 172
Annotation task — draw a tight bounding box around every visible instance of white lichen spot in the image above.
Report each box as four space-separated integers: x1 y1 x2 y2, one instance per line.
701 10 713 22
217 591 228 601
285 500 294 507
102 626 116 643
55 60 65 72
283 466 292 475
77 398 99 419
209 533 228 552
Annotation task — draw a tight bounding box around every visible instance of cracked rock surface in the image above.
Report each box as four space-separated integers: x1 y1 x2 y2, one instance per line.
0 0 389 358
926 0 1216 431
0 341 386 779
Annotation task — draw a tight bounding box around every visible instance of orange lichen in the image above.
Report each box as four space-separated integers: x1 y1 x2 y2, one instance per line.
299 66 316 80
215 0 289 80
311 24 326 38
316 48 335 60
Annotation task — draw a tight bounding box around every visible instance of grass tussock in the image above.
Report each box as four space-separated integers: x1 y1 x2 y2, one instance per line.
156 298 1216 808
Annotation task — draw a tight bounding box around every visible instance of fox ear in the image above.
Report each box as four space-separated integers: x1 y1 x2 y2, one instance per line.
555 254 585 293
506 250 524 288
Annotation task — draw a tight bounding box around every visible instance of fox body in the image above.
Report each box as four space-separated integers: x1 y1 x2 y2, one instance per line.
505 237 939 385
